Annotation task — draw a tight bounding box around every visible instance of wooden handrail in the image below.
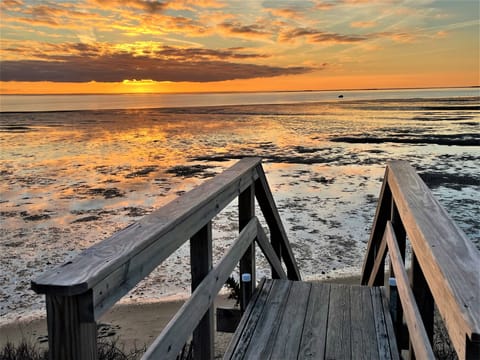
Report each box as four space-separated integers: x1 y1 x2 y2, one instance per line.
255 166 301 280
383 221 435 359
32 158 261 299
31 158 300 360
143 217 258 359
361 161 480 359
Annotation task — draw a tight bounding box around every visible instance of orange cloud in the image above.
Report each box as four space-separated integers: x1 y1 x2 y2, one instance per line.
280 27 367 44
1 2 107 32
386 32 416 43
88 0 167 13
167 0 225 10
218 21 272 40
435 30 448 38
351 21 377 28
143 14 211 37
265 8 304 20
1 0 216 40
88 0 224 12
314 1 335 11
0 0 23 10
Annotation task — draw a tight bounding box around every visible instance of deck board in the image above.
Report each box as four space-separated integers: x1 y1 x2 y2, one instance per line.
350 285 379 360
225 279 272 360
298 280 330 359
325 284 351 359
271 281 311 359
242 280 291 360
224 279 398 360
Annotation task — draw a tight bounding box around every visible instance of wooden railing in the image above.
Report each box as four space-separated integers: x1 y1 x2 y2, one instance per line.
361 161 480 360
31 157 301 360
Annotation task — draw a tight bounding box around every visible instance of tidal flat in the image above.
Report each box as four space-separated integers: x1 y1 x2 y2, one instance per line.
1 96 479 324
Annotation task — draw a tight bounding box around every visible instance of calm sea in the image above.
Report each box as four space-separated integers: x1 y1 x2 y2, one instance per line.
1 87 479 112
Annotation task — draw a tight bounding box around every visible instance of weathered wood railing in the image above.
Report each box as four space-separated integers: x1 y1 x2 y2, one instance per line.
31 157 301 360
361 161 480 360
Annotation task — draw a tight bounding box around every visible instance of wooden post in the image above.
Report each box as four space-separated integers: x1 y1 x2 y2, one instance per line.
45 292 97 360
361 179 392 285
254 167 301 281
239 184 255 312
190 222 214 360
389 200 407 352
270 228 283 279
409 253 434 360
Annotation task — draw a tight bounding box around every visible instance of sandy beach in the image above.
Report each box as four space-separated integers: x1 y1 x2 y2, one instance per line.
0 275 362 357
0 293 236 358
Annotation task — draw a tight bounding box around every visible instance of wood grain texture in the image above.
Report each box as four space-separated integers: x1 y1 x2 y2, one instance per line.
242 279 291 360
226 280 400 359
384 221 435 360
225 278 272 360
271 281 311 359
46 293 97 360
255 166 301 280
143 217 258 360
350 286 379 360
379 287 400 360
410 253 434 345
298 283 330 359
389 200 406 349
370 287 399 360
387 160 480 359
255 222 287 280
239 184 255 311
190 222 213 360
367 234 388 287
361 167 391 285
325 284 351 359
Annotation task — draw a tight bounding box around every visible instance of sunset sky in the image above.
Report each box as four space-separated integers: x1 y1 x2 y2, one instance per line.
0 0 479 94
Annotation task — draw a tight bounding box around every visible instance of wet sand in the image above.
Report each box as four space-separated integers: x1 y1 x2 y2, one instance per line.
1 97 478 329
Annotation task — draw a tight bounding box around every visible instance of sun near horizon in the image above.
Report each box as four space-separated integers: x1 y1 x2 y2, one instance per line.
0 0 479 95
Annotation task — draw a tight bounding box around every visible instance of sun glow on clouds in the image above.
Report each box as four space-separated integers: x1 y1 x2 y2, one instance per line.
0 0 478 94
122 79 167 93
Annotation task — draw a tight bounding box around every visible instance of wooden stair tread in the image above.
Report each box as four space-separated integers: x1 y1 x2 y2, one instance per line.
224 279 399 360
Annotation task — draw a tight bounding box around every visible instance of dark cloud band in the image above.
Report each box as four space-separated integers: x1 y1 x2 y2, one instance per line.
0 53 312 82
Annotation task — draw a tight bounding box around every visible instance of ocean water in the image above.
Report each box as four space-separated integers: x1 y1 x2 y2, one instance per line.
0 88 479 324
1 87 479 112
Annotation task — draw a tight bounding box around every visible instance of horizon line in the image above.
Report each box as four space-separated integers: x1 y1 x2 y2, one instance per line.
1 85 479 97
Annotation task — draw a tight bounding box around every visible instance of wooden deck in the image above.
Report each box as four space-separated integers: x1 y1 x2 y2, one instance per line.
31 158 479 360
225 279 399 360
